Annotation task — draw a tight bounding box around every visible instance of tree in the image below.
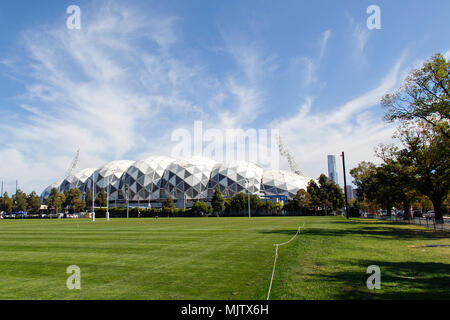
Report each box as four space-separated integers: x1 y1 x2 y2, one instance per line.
62 190 70 209
27 191 41 214
85 190 93 209
229 193 247 215
350 161 401 216
395 125 449 221
307 179 321 215
380 53 449 221
211 187 225 215
191 201 212 216
284 189 312 214
95 187 107 207
46 188 63 213
308 175 345 215
162 196 175 216
1 192 12 213
382 53 449 139
68 189 85 213
376 145 419 220
12 189 28 212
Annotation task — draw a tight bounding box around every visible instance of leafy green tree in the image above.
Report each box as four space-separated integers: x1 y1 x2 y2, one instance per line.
376 145 419 220
27 191 41 214
162 196 175 216
62 190 70 209
1 192 12 213
284 189 311 214
307 179 321 215
249 195 263 212
382 53 449 139
307 175 344 215
211 187 225 215
395 124 449 221
85 190 93 209
191 201 212 215
350 161 400 216
95 187 107 207
46 188 63 213
229 193 247 214
12 189 28 212
381 53 449 221
68 189 85 213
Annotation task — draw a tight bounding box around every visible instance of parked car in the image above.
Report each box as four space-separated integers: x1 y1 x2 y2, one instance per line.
425 210 435 218
381 210 388 216
396 210 404 217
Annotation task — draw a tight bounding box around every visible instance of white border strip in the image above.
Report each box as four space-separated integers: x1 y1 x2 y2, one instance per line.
266 222 305 300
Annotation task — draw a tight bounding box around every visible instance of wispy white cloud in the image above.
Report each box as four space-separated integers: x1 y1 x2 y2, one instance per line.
319 29 332 59
271 54 407 181
0 3 212 192
346 13 370 66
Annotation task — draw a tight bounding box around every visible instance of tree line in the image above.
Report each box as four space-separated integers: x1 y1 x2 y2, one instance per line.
350 53 449 222
1 179 346 217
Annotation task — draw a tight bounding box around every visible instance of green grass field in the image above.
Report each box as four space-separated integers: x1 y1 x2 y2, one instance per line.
0 216 449 300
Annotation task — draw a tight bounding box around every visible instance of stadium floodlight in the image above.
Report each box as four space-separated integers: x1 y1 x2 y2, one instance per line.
91 174 95 222
245 178 251 218
125 184 130 219
106 175 110 221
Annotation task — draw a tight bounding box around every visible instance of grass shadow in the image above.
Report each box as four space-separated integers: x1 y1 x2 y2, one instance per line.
311 259 450 299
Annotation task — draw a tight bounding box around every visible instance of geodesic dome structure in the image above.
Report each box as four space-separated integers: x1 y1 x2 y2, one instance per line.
120 155 175 201
261 169 312 199
86 160 134 200
59 168 96 193
159 156 217 200
208 160 264 198
40 181 62 201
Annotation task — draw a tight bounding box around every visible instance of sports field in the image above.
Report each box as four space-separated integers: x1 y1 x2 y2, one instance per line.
0 216 449 299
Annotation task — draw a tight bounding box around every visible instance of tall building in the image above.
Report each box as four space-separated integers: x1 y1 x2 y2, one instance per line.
346 185 355 201
327 155 339 184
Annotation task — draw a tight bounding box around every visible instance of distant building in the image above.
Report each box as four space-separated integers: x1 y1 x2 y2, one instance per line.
327 155 339 184
346 185 356 201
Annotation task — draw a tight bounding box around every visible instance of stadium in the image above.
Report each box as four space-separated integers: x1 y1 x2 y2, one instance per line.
41 155 313 208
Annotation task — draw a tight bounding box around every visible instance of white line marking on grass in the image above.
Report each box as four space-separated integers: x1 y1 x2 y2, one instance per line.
267 222 305 300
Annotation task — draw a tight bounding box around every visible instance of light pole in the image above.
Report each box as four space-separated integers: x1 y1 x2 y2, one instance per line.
106 176 110 221
125 185 130 219
91 174 95 222
341 151 350 220
245 178 251 218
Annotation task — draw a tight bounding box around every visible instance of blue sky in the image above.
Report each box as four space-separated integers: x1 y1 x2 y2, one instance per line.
0 0 449 194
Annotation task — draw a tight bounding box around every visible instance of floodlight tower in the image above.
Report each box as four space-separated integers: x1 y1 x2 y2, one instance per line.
277 134 303 175
91 174 95 222
125 185 130 219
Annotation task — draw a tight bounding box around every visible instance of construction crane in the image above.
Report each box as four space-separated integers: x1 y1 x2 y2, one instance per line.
277 135 303 176
65 149 80 178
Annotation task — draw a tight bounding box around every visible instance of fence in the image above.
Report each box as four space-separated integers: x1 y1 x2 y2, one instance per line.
375 215 450 232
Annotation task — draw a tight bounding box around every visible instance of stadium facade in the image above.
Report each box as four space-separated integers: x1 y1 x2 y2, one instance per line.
43 156 313 208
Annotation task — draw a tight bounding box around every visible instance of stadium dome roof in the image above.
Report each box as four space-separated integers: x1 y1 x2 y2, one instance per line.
41 156 313 202
121 155 175 201
87 160 135 200
208 160 264 198
261 169 312 199
40 181 62 201
59 167 96 193
160 156 218 200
